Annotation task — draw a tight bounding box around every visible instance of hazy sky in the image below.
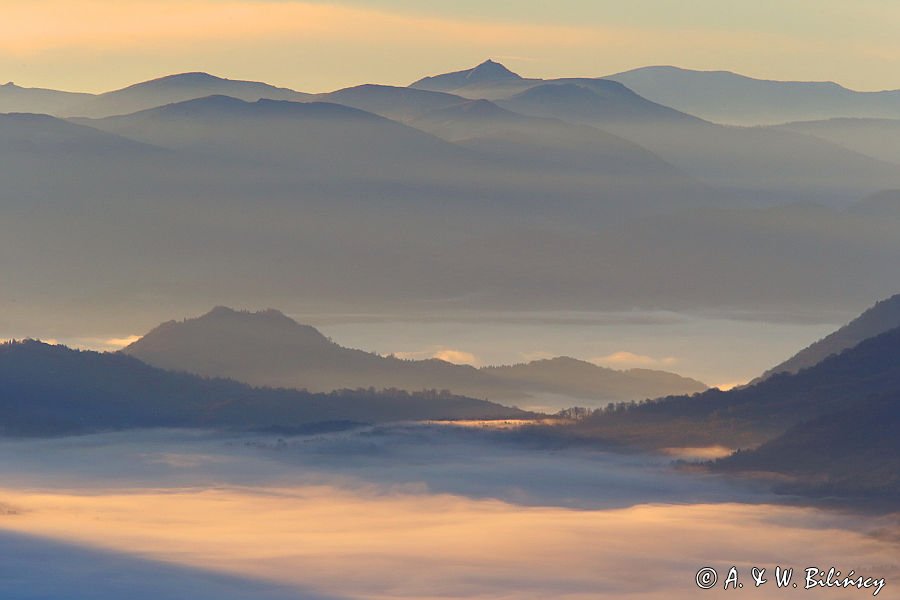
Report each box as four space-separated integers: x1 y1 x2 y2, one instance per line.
3 0 900 93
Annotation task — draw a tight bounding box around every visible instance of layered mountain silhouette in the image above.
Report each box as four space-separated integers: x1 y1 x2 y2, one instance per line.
0 339 528 436
846 189 900 219
712 391 900 501
408 61 900 205
76 95 471 175
758 293 900 380
0 81 92 115
316 84 468 122
498 80 692 125
2 72 311 119
772 118 900 165
606 65 900 125
122 307 707 408
564 320 900 448
72 92 723 223
0 112 158 156
5 63 900 335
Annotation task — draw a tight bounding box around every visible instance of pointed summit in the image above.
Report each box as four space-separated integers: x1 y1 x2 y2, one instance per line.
410 59 523 93
465 59 521 83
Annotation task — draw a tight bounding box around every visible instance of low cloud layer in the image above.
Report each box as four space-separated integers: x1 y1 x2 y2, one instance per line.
0 428 896 599
591 350 678 369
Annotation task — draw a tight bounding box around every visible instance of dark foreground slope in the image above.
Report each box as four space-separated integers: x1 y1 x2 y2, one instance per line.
0 340 529 436
759 293 900 380
548 325 900 449
712 392 900 501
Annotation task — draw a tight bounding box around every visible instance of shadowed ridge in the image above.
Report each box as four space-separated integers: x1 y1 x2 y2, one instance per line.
757 293 900 381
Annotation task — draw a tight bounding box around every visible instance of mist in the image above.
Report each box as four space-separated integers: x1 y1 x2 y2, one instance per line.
0 428 896 599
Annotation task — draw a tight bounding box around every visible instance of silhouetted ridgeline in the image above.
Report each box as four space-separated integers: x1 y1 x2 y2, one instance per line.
123 307 707 407
711 392 900 501
545 324 900 449
606 66 900 126
757 292 900 381
0 340 530 436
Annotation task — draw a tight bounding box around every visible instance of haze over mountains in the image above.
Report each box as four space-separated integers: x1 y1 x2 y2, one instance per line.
772 118 900 165
552 304 900 448
123 307 707 409
0 72 310 118
536 293 900 499
606 65 900 126
4 60 900 340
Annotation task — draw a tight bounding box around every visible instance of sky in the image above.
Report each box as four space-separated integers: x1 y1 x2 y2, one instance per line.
3 0 900 93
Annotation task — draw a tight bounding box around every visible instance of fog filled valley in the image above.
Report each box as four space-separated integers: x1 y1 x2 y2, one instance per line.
0 427 897 600
3 49 900 599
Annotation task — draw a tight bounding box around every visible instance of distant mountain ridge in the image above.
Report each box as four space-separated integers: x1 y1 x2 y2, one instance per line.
123 307 707 409
408 61 900 205
0 81 93 115
1 72 312 119
606 65 900 125
771 118 900 165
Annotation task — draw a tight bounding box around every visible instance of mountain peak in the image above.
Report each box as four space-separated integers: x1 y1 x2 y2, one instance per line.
410 59 522 92
467 59 521 82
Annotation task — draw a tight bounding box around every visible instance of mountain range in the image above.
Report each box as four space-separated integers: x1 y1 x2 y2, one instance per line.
606 65 900 126
122 307 707 409
4 61 900 337
0 72 310 118
771 117 900 165
0 339 529 436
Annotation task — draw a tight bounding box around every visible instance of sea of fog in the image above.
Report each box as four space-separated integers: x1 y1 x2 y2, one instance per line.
0 425 896 599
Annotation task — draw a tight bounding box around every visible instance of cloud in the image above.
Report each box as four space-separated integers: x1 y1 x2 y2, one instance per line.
431 349 479 366
394 346 480 366
6 0 898 93
101 335 142 349
712 380 748 391
591 351 678 369
0 487 896 600
0 0 605 56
